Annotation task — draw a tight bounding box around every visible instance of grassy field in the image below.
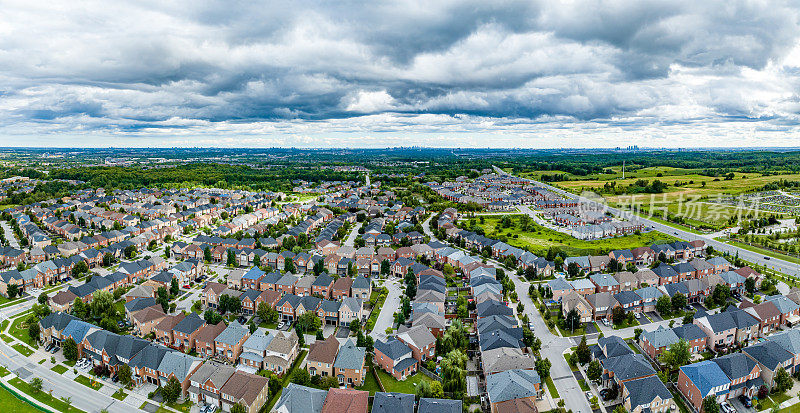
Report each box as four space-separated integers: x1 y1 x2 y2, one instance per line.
476 215 678 256
8 377 86 412
542 168 800 229
0 382 41 413
545 375 559 399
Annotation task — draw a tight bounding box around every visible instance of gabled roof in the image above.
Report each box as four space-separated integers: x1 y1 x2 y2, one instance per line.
743 341 793 371
713 352 758 381
307 335 339 364
173 312 205 335
418 398 461 413
680 360 730 397
333 338 365 371
486 369 541 404
273 383 328 413
371 392 414 413
623 375 672 409
373 336 412 361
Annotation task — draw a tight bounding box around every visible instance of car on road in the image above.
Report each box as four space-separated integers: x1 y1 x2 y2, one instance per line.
674 231 678 235
277 321 285 329
764 256 770 260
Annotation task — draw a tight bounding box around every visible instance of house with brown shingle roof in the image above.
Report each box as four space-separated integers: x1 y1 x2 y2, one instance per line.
49 290 78 312
332 277 353 300
194 322 227 358
320 388 369 413
219 370 270 413
131 306 167 337
307 335 340 378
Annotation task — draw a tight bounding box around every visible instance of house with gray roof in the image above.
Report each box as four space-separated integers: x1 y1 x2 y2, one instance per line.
214 322 250 363
273 383 328 413
371 392 414 413
486 368 541 411
239 328 274 372
622 375 674 413
418 398 462 413
157 351 202 397
187 360 237 407
333 338 366 387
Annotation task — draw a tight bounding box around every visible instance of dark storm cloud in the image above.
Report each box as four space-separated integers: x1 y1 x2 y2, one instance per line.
0 0 799 146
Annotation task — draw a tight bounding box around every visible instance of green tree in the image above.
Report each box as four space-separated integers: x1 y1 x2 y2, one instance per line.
230 404 246 413
204 309 223 325
38 293 48 305
656 295 672 315
745 277 756 294
297 312 322 333
257 302 279 325
661 339 691 371
90 290 115 320
227 249 236 267
565 308 582 332
587 359 602 382
63 337 78 361
702 396 719 413
7 284 18 299
28 321 40 342
284 259 296 274
170 277 179 296
118 364 132 388
30 377 43 393
775 366 793 393
204 246 212 263
290 368 311 386
103 253 114 267
156 287 170 313
576 335 591 364
612 306 626 325
535 358 552 379
161 376 181 404
671 293 687 313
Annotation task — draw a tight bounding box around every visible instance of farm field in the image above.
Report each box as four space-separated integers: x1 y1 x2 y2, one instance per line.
525 167 800 229
475 215 678 256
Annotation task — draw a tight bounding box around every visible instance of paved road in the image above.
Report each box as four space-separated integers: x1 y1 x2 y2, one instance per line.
369 278 402 338
493 166 800 277
344 222 363 247
421 214 593 411
0 221 20 248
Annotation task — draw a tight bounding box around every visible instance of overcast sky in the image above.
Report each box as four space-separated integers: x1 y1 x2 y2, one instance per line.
1 0 800 148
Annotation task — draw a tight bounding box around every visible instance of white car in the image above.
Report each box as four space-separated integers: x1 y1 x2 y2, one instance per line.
634 312 641 319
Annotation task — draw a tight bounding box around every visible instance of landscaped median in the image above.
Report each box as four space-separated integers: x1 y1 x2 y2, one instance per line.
8 377 86 412
12 343 34 357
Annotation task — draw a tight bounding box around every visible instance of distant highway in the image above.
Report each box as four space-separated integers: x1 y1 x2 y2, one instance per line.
493 165 800 277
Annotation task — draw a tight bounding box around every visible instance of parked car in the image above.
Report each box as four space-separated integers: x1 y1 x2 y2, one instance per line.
738 395 752 408
585 391 593 401
634 312 641 319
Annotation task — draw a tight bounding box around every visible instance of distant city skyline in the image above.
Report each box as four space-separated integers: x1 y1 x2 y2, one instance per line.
1 1 800 147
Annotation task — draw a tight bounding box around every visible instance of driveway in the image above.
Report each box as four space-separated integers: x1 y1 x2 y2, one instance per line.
647 311 663 322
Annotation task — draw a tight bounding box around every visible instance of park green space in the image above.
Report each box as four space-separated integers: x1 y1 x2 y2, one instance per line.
477 214 677 256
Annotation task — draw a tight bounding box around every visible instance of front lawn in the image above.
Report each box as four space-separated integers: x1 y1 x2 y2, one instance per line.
165 399 193 412
12 343 33 357
374 368 435 394
74 375 103 391
0 365 10 377
51 365 68 374
112 388 128 401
